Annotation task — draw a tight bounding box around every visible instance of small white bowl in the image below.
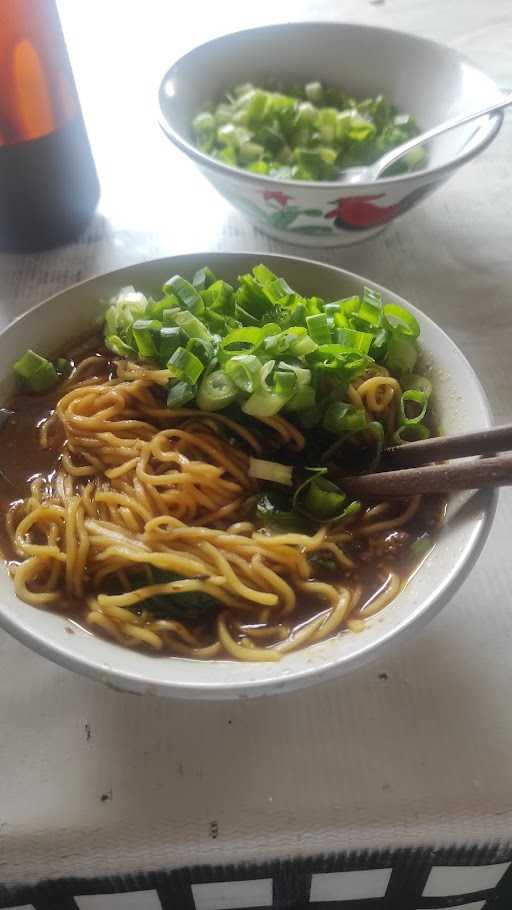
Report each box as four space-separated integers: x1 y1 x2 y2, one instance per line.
158 22 504 247
0 253 496 698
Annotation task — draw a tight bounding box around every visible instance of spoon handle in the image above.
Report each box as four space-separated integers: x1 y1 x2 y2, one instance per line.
373 89 512 178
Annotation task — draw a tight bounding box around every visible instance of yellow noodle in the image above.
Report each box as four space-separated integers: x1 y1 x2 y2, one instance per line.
310 593 350 643
14 557 61 605
346 618 366 632
199 541 278 607
238 622 289 641
353 571 401 619
218 612 279 661
252 527 326 549
274 613 329 654
258 415 305 450
251 554 296 614
166 639 222 659
356 496 421 536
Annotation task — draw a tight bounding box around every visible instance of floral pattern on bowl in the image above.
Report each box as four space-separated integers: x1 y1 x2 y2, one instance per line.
214 176 446 247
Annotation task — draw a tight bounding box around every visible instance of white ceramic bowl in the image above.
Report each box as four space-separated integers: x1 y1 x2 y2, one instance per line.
0 253 496 698
158 22 504 247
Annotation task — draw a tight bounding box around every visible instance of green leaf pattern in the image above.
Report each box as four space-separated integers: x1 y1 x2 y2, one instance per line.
225 193 335 235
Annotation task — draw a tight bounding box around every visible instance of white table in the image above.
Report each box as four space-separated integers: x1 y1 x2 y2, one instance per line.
1 1 511 907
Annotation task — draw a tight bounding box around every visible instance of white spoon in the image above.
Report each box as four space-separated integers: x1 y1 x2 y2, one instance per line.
336 90 512 184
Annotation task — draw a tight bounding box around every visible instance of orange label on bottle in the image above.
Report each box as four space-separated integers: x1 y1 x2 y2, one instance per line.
0 0 79 147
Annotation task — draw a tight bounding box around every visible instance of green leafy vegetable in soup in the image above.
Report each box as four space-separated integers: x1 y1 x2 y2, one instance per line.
192 81 425 180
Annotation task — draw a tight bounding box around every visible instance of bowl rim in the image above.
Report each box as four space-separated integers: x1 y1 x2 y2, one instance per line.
158 20 504 193
0 251 498 699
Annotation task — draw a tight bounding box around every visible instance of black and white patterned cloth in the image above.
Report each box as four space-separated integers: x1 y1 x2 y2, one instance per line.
2 845 512 909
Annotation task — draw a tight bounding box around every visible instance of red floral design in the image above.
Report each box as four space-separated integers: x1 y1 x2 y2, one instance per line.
326 194 402 228
263 190 294 207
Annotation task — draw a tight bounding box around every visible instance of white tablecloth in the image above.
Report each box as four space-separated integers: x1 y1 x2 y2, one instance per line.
0 0 511 898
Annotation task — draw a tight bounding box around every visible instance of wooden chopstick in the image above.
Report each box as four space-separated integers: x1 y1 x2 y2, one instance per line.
341 453 512 497
381 423 512 469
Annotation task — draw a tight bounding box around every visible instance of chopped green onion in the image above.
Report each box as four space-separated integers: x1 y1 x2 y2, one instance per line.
278 362 311 385
243 88 268 123
306 313 331 345
402 373 432 398
273 370 297 397
174 310 211 341
291 334 318 357
363 287 382 306
55 358 72 377
323 302 342 316
196 369 238 411
311 345 371 382
192 83 422 182
99 264 431 438
357 289 383 327
400 145 428 172
293 468 359 522
305 81 323 103
252 263 277 285
103 286 147 340
248 161 270 175
201 279 234 314
263 330 296 356
220 325 270 360
168 347 204 385
147 294 180 320
248 457 293 486
284 385 316 412
384 303 420 337
239 141 265 163
166 380 195 408
256 491 308 531
336 295 360 321
217 123 252 148
323 402 367 435
164 276 204 315
105 334 136 358
242 389 289 419
132 319 161 360
14 349 59 392
385 332 418 374
159 327 185 363
193 111 215 151
224 354 261 393
399 389 429 426
333 327 374 354
162 307 181 325
369 327 389 360
393 423 430 444
217 145 237 166
186 337 214 366
293 468 336 517
192 266 216 290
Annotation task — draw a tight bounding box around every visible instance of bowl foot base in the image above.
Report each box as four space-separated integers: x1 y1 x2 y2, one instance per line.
251 219 388 248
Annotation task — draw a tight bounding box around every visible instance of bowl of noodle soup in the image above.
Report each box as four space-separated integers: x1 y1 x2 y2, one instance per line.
0 253 495 698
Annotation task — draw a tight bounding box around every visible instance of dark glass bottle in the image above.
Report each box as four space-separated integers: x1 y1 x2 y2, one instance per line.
0 0 100 252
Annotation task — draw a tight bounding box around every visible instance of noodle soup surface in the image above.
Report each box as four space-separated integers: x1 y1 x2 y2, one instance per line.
0 267 445 661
